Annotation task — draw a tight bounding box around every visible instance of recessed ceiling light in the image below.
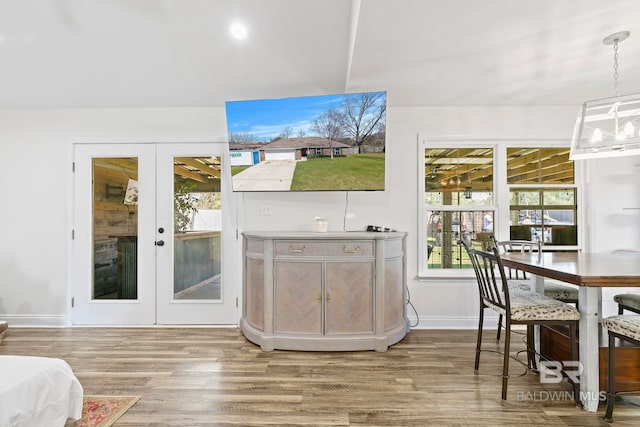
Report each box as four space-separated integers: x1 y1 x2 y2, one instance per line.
229 22 248 40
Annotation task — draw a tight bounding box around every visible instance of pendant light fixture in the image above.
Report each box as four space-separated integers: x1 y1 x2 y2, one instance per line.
570 31 640 160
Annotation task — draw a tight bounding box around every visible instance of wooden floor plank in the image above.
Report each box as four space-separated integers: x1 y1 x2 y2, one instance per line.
1 328 639 425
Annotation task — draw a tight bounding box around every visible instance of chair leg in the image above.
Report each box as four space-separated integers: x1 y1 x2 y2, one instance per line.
604 332 616 422
501 321 511 400
475 307 485 372
526 325 537 371
568 322 579 404
496 314 503 341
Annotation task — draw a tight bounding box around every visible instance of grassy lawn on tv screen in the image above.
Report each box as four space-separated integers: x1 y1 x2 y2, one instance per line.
291 153 384 191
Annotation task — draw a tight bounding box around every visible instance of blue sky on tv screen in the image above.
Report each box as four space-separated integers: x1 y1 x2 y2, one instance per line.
225 91 386 142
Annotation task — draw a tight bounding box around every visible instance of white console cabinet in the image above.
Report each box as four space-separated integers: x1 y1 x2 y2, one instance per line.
240 231 409 351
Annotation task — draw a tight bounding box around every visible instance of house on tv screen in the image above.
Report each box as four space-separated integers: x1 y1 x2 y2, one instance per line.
230 137 352 165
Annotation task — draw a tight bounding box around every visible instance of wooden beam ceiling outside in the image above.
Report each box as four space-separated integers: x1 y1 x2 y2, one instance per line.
174 157 222 182
93 158 138 179
424 147 574 191
94 157 223 190
175 157 221 179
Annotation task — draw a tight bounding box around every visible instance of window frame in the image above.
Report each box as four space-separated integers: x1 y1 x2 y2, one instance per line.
417 138 581 279
418 140 497 278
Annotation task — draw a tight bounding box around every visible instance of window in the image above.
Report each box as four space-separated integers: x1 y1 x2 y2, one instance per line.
507 148 576 246
419 142 578 278
421 147 495 275
509 188 577 245
425 210 494 269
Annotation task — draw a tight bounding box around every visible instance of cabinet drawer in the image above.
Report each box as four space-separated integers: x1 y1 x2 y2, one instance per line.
274 240 374 257
245 238 264 255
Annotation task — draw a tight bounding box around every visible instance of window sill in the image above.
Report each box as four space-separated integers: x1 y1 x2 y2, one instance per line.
415 272 476 282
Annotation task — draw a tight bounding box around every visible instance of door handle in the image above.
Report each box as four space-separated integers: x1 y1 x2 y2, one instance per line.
155 240 165 246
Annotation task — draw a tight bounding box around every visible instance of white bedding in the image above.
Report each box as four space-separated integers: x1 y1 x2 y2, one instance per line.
0 355 83 427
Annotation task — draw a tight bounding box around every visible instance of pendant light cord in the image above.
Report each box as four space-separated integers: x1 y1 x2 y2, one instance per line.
613 39 620 97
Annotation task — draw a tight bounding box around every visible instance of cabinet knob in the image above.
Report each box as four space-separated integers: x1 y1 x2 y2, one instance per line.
317 293 322 302
289 245 306 253
326 293 331 303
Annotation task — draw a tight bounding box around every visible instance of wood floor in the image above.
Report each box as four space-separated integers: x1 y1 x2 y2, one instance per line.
2 327 639 426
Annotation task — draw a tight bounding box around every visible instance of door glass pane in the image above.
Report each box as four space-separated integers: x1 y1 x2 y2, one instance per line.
93 158 138 300
173 156 222 300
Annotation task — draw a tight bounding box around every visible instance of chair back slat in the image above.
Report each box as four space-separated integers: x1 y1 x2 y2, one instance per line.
493 238 540 280
461 240 509 314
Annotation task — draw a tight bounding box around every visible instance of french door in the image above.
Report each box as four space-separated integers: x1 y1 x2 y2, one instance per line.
72 142 238 325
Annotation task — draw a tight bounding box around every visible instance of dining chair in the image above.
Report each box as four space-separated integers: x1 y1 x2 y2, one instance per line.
493 239 579 341
601 314 640 422
461 240 580 401
614 293 640 315
611 250 640 315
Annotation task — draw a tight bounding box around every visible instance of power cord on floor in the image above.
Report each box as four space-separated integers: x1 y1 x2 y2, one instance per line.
406 285 419 327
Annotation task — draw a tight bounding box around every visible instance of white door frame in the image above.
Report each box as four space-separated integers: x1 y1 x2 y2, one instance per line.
70 140 240 325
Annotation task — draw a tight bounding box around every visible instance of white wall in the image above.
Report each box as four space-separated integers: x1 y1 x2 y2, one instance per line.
583 156 640 317
1 105 635 327
0 108 227 326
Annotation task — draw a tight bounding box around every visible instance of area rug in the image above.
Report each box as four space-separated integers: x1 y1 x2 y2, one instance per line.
68 395 141 427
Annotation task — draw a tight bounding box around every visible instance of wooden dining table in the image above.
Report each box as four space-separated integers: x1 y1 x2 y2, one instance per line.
500 251 640 413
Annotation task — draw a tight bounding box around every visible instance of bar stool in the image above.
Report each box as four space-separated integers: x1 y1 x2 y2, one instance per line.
611 250 640 315
494 239 578 341
461 240 580 401
601 315 640 422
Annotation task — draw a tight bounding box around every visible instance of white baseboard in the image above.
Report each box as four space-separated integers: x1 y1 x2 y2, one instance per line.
1 314 509 330
0 315 66 327
408 315 501 330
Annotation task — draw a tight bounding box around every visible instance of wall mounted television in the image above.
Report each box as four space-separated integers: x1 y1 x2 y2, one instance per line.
225 90 386 192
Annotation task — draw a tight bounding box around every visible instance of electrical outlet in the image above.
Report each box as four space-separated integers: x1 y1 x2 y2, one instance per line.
259 205 272 216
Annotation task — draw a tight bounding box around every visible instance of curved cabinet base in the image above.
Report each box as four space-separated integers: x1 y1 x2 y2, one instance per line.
240 318 410 352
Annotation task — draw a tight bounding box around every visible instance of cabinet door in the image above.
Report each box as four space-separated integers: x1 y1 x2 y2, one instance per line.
325 261 374 334
384 256 405 330
274 261 322 334
245 257 264 330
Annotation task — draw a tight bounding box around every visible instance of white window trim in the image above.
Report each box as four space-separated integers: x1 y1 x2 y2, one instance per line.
417 136 582 280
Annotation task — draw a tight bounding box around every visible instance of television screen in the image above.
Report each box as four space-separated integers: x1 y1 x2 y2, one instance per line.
225 91 386 192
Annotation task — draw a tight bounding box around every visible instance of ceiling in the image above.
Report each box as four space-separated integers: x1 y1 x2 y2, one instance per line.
2 0 640 109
